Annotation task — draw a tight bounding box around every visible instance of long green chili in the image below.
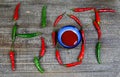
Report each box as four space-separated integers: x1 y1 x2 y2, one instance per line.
12 23 18 43
96 41 101 64
34 56 44 73
41 5 47 28
16 32 42 38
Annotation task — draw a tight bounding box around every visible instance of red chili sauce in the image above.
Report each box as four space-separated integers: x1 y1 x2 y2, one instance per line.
61 30 78 46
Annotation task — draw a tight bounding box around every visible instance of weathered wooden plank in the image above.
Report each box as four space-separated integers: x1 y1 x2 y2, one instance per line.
0 0 119 77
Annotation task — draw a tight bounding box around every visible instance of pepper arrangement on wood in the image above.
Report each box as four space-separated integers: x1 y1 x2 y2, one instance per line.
8 3 115 72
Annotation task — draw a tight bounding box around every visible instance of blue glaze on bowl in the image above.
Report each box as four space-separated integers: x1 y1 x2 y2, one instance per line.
57 25 82 48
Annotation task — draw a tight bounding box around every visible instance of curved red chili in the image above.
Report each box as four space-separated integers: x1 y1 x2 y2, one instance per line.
52 31 57 47
39 37 46 58
98 8 115 13
93 20 102 40
71 7 94 12
77 30 86 61
13 2 21 21
53 12 65 27
67 14 82 27
64 61 82 67
80 30 86 44
9 51 15 71
55 49 63 65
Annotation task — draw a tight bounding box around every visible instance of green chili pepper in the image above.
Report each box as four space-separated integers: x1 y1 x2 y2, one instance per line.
16 32 42 38
12 23 18 43
34 56 44 73
96 41 101 64
41 5 47 28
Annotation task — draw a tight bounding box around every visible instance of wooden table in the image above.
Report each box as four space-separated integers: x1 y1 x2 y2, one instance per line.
0 0 120 77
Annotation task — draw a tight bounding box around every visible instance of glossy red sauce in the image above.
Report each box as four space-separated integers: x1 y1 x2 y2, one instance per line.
61 30 78 46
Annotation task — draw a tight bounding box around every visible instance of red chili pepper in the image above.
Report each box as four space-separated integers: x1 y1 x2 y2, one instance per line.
80 30 86 44
52 31 57 47
94 9 100 25
55 49 63 65
71 7 94 12
64 61 82 67
53 12 65 27
77 43 85 61
93 20 102 40
77 29 86 61
13 2 21 21
39 37 46 58
67 14 82 27
98 8 115 13
9 51 15 71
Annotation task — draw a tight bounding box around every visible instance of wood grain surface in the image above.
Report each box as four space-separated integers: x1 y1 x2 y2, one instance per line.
0 0 120 77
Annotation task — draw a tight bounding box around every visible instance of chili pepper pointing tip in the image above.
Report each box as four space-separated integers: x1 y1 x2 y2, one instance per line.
41 5 47 28
64 61 82 67
13 2 21 21
53 12 65 27
77 43 85 61
55 49 63 65
67 14 82 27
71 7 94 12
96 41 101 64
98 8 115 13
39 37 46 59
12 23 18 43
93 20 102 40
16 32 42 38
9 51 15 71
34 57 44 73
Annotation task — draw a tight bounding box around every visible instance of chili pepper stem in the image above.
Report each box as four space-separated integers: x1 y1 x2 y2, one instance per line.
61 12 66 16
10 42 14 51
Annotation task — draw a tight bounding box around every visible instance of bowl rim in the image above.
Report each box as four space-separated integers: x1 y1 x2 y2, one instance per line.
57 25 82 48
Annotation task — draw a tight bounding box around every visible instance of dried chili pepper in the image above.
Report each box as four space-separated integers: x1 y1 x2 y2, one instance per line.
9 51 15 71
12 23 18 43
41 5 47 28
98 8 115 13
64 61 82 67
16 32 42 38
39 37 46 58
13 2 21 21
94 9 101 24
53 12 65 27
95 41 101 64
51 31 57 47
34 56 44 73
67 14 82 27
55 49 63 65
71 7 94 12
93 20 101 40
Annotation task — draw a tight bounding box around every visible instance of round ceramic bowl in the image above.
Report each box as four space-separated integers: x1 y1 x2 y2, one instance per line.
57 25 82 48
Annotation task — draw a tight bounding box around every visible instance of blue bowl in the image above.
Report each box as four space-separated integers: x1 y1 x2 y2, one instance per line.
57 25 82 48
